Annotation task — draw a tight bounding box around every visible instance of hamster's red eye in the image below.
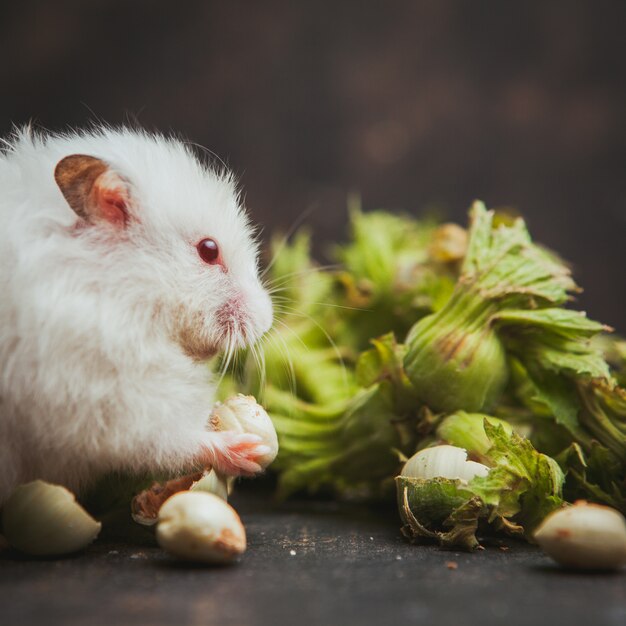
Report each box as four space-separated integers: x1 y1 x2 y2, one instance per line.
197 238 221 265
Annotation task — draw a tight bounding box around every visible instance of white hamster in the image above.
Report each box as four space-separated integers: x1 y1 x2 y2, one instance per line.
0 126 273 505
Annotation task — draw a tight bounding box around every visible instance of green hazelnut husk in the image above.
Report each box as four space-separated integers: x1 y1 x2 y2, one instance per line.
404 294 508 412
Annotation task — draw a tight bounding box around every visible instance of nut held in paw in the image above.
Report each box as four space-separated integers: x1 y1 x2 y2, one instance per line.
210 394 279 468
156 491 246 563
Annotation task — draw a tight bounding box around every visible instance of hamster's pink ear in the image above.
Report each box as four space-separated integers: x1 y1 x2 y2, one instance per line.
55 154 131 228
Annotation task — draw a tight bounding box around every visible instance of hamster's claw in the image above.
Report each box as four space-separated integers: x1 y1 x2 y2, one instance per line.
200 431 270 477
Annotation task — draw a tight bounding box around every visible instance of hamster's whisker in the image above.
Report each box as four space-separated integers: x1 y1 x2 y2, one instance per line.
263 264 340 291
214 336 232 387
258 342 267 394
273 317 309 352
272 304 350 391
252 322 297 399
270 294 368 313
268 323 298 398
183 140 228 172
249 340 266 397
220 331 236 377
260 206 317 280
271 318 306 387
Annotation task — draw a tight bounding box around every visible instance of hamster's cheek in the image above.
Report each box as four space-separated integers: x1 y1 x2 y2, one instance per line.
178 329 219 361
175 311 221 361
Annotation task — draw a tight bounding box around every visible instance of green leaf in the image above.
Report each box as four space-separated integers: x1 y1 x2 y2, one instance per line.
592 334 626 387
559 441 626 513
578 382 626 458
461 202 576 307
529 337 612 380
272 381 413 498
336 203 435 290
468 422 564 535
520 365 589 440
355 332 402 388
462 200 493 274
355 333 420 415
436 411 514 458
494 309 608 338
330 202 459 352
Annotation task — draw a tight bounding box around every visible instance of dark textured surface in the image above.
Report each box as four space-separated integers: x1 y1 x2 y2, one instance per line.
1 491 624 626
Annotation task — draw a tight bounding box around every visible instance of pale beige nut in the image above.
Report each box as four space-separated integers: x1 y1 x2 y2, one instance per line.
401 445 489 484
210 394 279 468
2 480 101 556
131 469 229 528
534 501 626 570
156 491 246 563
190 469 229 500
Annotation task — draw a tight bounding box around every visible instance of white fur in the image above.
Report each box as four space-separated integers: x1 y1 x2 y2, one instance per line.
0 126 273 504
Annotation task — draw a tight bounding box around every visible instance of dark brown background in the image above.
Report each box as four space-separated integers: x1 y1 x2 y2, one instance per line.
1 0 625 327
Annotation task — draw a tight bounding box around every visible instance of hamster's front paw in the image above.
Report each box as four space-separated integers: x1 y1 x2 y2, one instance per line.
199 431 271 477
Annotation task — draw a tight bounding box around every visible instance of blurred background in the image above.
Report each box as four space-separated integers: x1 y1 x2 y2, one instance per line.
1 0 624 327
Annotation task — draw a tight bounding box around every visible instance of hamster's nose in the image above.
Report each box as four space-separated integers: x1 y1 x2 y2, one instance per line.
242 279 274 342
